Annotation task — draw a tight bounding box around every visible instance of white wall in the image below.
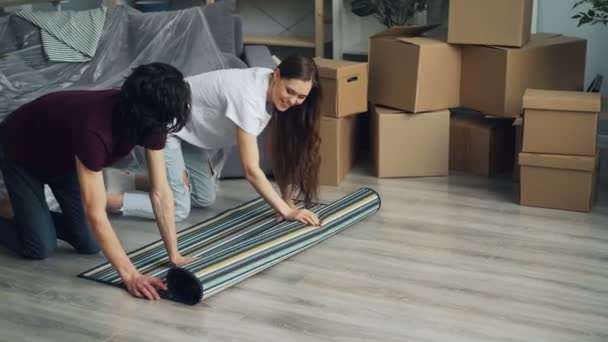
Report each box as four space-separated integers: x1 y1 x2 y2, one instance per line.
333 0 425 58
537 0 608 98
237 0 317 39
333 0 386 57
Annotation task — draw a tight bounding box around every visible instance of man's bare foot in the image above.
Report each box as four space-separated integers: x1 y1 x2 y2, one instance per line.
135 174 150 192
102 168 137 193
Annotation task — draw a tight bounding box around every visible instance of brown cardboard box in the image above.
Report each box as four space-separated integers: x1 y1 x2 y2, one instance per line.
372 105 449 178
368 25 461 113
314 58 368 118
522 89 601 156
461 33 586 118
513 118 523 181
319 115 358 186
448 0 533 47
519 152 598 212
449 115 515 176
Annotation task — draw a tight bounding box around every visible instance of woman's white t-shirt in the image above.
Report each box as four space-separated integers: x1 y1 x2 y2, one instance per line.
175 67 274 150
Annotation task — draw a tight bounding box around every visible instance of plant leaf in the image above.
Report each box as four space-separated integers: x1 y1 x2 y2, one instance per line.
350 0 376 17
573 0 589 9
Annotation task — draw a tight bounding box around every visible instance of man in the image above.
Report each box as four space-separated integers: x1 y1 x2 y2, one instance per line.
0 63 194 300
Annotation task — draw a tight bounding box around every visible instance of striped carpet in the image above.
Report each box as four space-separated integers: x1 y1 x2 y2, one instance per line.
79 188 381 305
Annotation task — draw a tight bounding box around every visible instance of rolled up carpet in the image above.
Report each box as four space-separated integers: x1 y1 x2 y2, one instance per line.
79 187 381 305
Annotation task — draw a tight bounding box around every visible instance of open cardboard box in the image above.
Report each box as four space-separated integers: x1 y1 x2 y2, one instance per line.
368 25 461 113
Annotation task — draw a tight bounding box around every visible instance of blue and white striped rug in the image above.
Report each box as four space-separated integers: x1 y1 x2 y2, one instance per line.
79 188 381 304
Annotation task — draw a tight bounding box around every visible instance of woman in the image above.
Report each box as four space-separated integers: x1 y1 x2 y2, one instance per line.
106 55 323 226
0 63 195 300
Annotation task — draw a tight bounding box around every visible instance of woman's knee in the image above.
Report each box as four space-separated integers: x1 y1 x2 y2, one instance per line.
191 190 216 208
174 195 191 222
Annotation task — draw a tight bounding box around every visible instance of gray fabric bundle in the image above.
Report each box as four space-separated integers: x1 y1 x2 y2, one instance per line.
14 7 107 63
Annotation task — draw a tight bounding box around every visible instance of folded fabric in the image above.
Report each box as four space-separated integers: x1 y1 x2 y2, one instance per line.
15 7 107 62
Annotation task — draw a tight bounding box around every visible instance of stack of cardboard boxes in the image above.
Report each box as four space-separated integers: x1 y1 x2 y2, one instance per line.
364 0 594 208
314 58 369 186
448 0 588 180
368 26 457 177
366 0 586 180
315 0 597 212
451 0 587 118
519 89 601 212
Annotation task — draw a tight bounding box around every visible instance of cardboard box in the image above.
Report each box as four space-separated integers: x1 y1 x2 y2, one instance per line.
314 58 368 118
319 115 358 186
522 89 601 156
461 33 586 117
450 115 515 176
372 105 449 178
368 25 461 113
599 135 608 187
448 0 533 47
513 118 523 181
519 152 598 212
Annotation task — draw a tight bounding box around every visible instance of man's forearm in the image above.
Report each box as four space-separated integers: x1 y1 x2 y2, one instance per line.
149 188 179 260
88 214 137 280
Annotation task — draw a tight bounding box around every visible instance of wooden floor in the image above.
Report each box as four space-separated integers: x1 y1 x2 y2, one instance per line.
1 166 608 342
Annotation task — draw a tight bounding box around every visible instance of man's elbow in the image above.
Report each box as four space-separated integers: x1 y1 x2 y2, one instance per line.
149 189 164 206
85 209 108 229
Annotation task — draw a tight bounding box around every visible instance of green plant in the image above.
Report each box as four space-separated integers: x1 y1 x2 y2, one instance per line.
350 0 427 27
572 0 608 26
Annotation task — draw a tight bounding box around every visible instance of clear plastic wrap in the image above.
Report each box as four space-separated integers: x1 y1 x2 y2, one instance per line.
0 5 231 201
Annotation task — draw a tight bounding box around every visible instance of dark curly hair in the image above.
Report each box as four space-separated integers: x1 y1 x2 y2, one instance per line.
113 62 191 145
268 55 322 204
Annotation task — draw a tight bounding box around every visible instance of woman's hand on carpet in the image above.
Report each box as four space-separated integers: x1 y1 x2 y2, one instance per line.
124 273 167 300
284 208 322 227
276 199 298 223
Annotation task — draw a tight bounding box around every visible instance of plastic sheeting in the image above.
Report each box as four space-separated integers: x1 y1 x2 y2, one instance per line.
0 5 229 202
0 5 225 118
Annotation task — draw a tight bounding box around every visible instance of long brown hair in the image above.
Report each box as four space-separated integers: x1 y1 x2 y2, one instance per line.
268 55 322 204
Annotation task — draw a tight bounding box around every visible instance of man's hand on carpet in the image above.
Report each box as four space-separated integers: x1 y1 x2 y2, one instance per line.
284 208 322 227
124 273 167 300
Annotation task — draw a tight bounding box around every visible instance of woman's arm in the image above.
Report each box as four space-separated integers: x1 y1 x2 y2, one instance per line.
279 184 297 209
144 148 195 266
237 127 320 227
